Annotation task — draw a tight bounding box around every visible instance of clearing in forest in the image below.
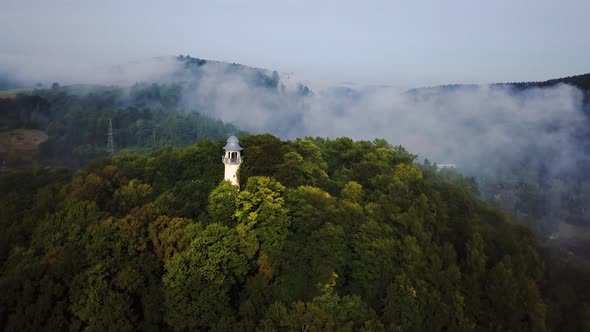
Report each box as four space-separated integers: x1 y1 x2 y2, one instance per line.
0 129 49 161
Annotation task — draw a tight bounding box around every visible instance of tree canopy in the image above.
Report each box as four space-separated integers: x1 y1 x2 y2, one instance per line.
1 134 589 331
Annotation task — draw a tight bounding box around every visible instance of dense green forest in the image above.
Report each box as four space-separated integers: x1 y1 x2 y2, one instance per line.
1 135 589 331
2 61 590 330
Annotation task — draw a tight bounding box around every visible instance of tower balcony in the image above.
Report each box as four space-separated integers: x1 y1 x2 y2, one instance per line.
222 156 243 164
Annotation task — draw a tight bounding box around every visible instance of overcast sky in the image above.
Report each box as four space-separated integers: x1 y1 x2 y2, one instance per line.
1 0 588 87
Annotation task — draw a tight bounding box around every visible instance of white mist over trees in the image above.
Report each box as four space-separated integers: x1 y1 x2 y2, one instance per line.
175 59 588 177
3 55 587 176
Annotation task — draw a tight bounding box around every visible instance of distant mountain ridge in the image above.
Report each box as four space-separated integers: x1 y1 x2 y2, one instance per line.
406 73 590 99
175 56 590 95
494 72 590 91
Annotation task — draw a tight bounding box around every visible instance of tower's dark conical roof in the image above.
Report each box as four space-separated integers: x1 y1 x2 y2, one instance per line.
223 136 243 151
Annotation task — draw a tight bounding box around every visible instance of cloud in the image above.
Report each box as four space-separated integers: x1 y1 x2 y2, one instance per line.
0 54 181 86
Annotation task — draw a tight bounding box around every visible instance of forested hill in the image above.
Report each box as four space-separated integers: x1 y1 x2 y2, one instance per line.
3 61 590 241
496 72 590 92
0 54 315 167
406 72 590 103
0 82 247 168
497 73 590 106
1 135 589 331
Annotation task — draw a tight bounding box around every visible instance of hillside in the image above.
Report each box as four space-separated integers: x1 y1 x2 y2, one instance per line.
1 135 589 331
0 82 247 168
406 72 590 97
496 73 590 92
3 57 590 239
0 55 314 167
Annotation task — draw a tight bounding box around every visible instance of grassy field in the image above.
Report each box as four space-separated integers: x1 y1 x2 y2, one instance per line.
0 88 32 99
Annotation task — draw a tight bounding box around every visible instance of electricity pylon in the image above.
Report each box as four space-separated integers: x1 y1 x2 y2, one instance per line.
106 119 115 154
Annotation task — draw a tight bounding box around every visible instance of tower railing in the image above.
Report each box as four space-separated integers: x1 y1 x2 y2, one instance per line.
222 156 243 164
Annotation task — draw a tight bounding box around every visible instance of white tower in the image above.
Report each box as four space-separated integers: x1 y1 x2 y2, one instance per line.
222 136 243 187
